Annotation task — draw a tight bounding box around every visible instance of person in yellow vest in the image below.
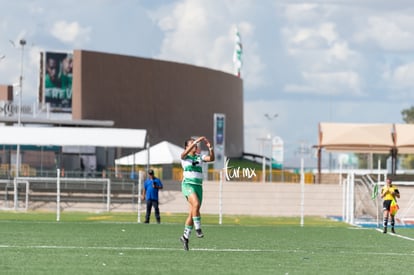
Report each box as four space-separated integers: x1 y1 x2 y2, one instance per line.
380 178 400 234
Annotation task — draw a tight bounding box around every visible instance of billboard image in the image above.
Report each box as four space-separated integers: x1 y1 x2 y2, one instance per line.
43 51 73 112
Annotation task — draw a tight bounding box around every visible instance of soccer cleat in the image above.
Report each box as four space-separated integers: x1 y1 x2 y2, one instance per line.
391 228 396 234
383 227 387 234
196 229 204 238
180 236 189 251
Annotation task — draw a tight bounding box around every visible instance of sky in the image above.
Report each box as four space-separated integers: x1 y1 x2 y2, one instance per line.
1 0 414 168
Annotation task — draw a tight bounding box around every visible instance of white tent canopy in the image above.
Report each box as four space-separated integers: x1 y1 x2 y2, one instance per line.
0 126 147 148
115 141 183 165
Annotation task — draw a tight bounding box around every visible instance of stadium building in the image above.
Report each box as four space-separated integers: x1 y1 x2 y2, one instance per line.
0 50 244 177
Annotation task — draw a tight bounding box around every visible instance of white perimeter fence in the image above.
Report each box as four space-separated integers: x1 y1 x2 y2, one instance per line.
1 170 414 225
0 170 144 222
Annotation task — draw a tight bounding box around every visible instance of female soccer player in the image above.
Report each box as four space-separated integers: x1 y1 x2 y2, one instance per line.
179 136 215 250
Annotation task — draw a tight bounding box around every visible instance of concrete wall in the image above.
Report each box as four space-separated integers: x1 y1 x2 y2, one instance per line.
72 50 244 158
158 181 414 218
4 181 344 217
159 181 344 217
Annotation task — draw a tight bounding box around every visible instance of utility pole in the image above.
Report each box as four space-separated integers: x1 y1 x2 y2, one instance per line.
14 38 26 210
264 113 278 181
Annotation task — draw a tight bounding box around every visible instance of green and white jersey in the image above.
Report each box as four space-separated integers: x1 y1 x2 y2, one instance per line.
181 154 204 185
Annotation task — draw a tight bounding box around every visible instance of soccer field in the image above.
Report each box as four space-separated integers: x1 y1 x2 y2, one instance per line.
0 212 413 274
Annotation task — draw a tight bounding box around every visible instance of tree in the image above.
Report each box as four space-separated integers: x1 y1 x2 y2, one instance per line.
401 106 414 123
355 153 388 169
400 155 414 169
400 106 414 169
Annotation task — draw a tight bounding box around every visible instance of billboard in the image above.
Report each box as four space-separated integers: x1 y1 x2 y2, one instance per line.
213 113 225 170
42 51 73 112
272 136 284 169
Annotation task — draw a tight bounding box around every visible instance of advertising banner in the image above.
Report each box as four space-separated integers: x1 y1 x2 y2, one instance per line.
43 51 73 112
272 136 284 169
213 113 225 170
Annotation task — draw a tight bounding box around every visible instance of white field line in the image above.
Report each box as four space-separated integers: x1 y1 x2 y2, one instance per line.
0 244 277 252
375 228 414 241
1 243 414 257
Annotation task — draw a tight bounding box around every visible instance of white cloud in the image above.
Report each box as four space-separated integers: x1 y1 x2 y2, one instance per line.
284 84 318 94
354 15 414 51
303 71 361 95
285 25 332 50
50 21 92 47
383 62 414 97
327 41 353 61
392 63 414 85
283 70 361 96
283 3 320 23
152 0 265 89
155 1 224 66
282 22 361 95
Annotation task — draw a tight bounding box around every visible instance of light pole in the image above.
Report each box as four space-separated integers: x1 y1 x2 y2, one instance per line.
14 38 25 209
264 113 278 182
257 136 271 183
297 141 310 227
16 38 26 176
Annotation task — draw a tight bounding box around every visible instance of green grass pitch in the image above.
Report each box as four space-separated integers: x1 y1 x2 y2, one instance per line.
0 212 413 274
